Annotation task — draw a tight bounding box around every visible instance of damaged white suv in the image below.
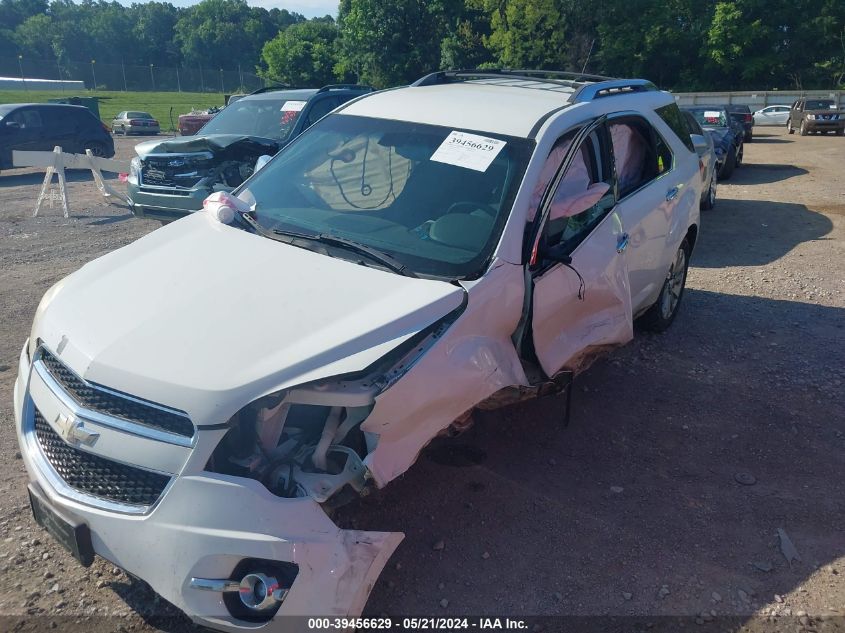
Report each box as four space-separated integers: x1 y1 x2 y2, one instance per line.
14 70 701 629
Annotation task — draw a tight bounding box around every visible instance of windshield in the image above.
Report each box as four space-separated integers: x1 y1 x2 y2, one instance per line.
200 97 308 140
805 100 835 110
239 114 533 278
685 108 728 128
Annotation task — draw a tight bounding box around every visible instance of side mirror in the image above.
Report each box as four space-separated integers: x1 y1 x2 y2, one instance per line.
690 133 709 156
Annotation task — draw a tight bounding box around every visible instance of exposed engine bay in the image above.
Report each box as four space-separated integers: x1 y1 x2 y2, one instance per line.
135 135 278 193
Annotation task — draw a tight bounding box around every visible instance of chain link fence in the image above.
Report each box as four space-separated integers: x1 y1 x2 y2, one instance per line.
673 90 844 108
2 56 265 93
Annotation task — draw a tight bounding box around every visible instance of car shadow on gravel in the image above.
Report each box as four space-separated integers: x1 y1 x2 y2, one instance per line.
749 135 790 144
694 199 832 268
730 164 808 185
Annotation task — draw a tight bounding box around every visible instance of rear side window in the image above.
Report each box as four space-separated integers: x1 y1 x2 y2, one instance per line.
655 104 695 152
8 108 43 128
303 97 340 129
609 116 673 199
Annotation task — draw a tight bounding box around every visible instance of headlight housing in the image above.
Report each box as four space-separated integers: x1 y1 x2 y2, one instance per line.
128 156 141 185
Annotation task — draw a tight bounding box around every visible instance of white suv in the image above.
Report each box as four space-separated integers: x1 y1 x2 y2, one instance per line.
14 70 701 629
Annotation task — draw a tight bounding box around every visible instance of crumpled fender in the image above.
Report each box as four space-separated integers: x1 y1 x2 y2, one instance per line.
361 261 528 486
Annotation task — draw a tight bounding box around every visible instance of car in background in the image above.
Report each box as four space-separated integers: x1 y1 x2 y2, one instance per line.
753 105 791 126
681 106 743 180
787 98 844 136
177 106 221 136
681 109 717 209
726 105 754 142
111 111 160 136
0 103 115 170
129 84 374 222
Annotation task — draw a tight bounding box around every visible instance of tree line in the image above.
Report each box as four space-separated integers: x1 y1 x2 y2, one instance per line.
2 0 844 91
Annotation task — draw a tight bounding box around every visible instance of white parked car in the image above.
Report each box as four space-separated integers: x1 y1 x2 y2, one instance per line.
14 70 702 630
753 104 791 126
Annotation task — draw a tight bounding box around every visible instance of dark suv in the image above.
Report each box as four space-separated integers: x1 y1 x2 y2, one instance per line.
127 84 373 222
787 98 844 136
0 103 115 170
726 105 754 142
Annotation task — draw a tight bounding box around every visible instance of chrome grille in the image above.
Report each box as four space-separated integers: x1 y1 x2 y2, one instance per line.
40 349 194 438
34 408 170 507
141 152 214 188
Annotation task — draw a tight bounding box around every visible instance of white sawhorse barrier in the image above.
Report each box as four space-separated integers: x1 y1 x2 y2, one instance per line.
13 146 131 218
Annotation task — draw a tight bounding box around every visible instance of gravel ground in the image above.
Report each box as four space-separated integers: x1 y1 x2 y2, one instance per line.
0 129 843 632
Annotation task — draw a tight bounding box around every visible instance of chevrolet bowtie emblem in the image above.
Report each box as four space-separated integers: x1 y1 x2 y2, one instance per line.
54 413 99 447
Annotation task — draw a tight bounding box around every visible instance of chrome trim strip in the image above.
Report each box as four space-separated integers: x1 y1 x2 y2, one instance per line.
34 359 194 448
189 578 241 593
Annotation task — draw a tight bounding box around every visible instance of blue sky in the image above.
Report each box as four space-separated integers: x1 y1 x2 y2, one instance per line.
151 0 338 18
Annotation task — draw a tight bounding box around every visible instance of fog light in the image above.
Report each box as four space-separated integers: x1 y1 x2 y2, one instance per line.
238 573 288 611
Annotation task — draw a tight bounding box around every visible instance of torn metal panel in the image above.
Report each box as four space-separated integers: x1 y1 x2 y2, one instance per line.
361 261 529 486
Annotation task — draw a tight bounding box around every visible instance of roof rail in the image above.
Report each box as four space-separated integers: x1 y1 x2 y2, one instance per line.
412 68 617 89
317 84 374 93
248 84 293 95
571 79 658 102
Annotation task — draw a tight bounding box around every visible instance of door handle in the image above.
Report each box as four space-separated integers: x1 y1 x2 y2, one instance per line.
616 233 630 254
665 187 679 202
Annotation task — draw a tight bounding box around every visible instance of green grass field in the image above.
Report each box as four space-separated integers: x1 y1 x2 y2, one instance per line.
0 89 225 130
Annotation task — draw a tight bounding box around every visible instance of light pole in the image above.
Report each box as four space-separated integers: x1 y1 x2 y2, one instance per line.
18 55 27 92
176 66 181 93
150 63 155 91
121 58 127 91
219 68 224 94
90 59 97 90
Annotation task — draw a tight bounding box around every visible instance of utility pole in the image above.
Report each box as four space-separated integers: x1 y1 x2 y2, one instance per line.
90 59 97 90
176 66 181 92
150 64 155 91
121 58 128 91
219 68 224 94
238 63 243 90
18 55 27 92
199 65 204 92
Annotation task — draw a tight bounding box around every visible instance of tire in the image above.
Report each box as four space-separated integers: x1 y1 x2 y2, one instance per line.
700 171 716 210
637 239 691 332
85 142 107 158
736 144 744 167
719 147 736 180
800 120 808 136
745 132 753 143
787 120 795 134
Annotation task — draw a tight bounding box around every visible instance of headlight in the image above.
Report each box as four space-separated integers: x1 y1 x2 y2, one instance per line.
807 114 816 120
128 156 141 184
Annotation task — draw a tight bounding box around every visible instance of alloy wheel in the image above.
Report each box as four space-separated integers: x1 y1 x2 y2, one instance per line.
660 247 687 320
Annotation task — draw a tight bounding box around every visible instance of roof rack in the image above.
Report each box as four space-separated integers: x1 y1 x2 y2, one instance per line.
316 84 374 93
248 84 292 95
411 70 659 103
570 79 658 102
412 69 617 90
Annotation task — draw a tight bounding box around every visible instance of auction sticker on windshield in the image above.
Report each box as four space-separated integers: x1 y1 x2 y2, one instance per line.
281 101 307 112
430 131 506 172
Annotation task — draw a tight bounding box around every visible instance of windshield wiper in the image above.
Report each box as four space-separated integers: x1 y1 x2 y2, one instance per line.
274 230 418 278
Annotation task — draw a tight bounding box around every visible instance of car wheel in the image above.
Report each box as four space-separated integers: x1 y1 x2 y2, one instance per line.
736 145 744 166
799 120 809 136
787 120 795 134
700 171 716 210
85 142 107 158
745 132 753 143
719 147 736 180
637 239 690 332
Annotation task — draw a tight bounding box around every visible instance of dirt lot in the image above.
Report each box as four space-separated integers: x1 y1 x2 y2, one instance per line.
0 129 843 632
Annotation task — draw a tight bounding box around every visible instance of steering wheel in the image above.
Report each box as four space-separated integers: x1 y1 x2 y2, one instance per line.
445 201 498 218
295 182 326 208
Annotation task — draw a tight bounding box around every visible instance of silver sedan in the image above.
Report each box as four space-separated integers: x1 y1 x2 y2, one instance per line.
111 111 160 135
753 105 791 126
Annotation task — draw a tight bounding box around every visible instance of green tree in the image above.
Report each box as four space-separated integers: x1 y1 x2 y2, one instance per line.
484 0 570 69
261 19 340 86
337 0 446 87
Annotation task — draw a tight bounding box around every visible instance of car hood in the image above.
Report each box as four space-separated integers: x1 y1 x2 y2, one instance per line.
134 134 280 158
32 213 465 424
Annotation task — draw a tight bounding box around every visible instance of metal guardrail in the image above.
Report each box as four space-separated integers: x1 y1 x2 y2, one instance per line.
673 90 844 108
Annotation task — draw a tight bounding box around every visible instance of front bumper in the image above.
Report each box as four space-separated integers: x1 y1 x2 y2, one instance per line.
13 341 402 631
805 119 844 131
127 182 208 222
